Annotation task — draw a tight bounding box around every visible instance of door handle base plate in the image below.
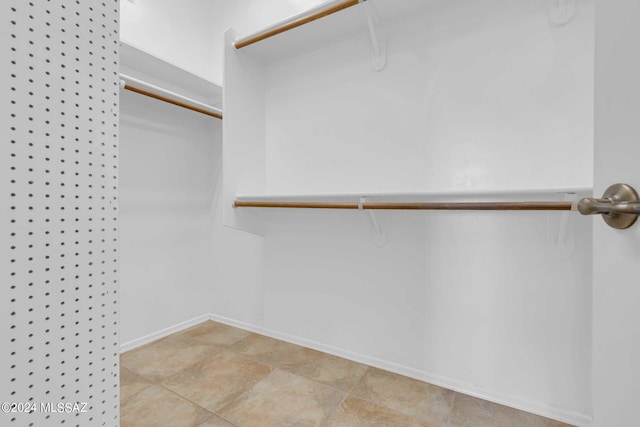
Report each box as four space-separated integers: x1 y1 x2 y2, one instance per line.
601 183 638 229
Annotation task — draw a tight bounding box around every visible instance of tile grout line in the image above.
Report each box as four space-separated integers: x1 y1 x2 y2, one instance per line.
121 322 251 389
223 332 373 399
176 322 252 350
328 366 424 423
155 382 240 427
345 366 370 395
150 346 274 424
445 391 459 427
208 367 273 423
160 380 239 427
226 333 305 367
271 363 365 400
119 382 154 405
204 410 239 427
321 392 349 427
345 367 448 426
121 324 239 417
343 393 441 426
119 366 156 403
153 332 280 425
198 412 239 427
220 335 359 398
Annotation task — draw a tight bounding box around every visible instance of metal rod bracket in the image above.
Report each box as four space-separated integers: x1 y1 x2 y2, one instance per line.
550 0 576 25
577 183 640 229
361 197 386 247
358 0 386 71
554 192 577 258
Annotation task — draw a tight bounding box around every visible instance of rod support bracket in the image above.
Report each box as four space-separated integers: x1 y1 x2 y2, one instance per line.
360 197 387 247
578 183 640 229
358 0 386 71
550 0 576 25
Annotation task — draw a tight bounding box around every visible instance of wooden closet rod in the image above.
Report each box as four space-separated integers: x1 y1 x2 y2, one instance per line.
120 74 223 120
233 200 575 211
234 0 362 49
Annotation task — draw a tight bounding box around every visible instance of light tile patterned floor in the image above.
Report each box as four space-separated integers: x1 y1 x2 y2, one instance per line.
120 321 573 427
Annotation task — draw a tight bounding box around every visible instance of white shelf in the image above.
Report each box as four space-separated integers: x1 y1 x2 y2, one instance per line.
236 0 436 63
120 40 222 108
236 187 593 203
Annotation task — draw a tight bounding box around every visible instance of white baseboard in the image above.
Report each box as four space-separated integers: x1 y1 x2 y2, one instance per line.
208 313 592 427
120 313 211 353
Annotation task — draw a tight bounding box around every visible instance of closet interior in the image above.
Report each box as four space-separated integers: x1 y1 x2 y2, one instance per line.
117 0 594 425
18 0 640 425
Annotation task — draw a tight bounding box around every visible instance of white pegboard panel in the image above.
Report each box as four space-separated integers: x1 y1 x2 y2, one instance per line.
3 1 120 426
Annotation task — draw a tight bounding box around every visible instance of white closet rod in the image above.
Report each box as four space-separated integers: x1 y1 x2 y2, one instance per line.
119 73 223 120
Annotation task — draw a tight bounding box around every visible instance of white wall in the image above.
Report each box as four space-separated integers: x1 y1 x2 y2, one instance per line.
223 0 594 424
263 0 593 194
593 0 640 425
120 0 218 80
119 90 221 345
121 0 327 84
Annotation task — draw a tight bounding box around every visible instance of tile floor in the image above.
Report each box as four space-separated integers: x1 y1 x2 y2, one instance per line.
120 321 573 427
